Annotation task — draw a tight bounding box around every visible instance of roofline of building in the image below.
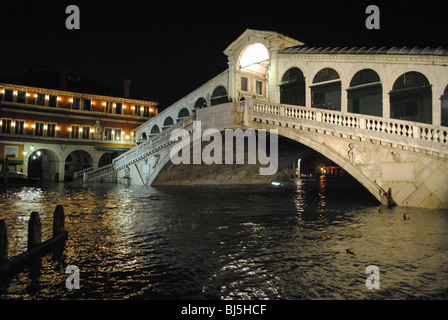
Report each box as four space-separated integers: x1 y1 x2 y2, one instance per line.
0 82 158 106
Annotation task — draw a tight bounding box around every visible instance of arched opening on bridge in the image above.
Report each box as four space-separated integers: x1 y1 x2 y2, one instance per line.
177 108 190 121
194 97 207 109
99 152 118 168
239 43 269 75
150 125 160 137
347 69 382 117
27 149 60 182
280 67 306 106
311 68 341 111
163 116 175 129
238 43 269 100
64 150 93 181
211 86 231 106
390 71 432 124
441 85 448 127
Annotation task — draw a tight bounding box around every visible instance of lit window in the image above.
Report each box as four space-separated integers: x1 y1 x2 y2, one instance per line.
48 95 58 107
17 91 27 104
36 93 46 106
34 122 45 136
134 105 141 116
83 99 91 111
1 119 12 133
81 126 90 139
72 97 80 110
114 129 122 141
115 103 122 114
70 125 80 138
47 123 57 137
15 120 25 134
104 128 113 140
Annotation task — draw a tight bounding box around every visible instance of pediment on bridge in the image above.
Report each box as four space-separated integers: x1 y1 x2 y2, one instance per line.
223 29 304 58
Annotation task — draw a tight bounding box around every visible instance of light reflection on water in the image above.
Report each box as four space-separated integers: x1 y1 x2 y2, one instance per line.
0 179 447 299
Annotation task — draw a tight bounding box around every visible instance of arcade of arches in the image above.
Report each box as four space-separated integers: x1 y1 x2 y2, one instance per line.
26 149 120 182
280 68 441 125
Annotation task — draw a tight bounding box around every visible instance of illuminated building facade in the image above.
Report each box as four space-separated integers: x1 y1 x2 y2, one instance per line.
0 81 158 182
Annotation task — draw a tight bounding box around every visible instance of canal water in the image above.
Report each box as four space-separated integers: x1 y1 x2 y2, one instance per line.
0 178 447 300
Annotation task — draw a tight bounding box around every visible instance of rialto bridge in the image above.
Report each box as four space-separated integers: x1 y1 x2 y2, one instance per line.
107 29 448 209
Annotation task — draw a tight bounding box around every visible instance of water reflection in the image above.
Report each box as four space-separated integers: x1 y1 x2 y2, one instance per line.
0 180 448 299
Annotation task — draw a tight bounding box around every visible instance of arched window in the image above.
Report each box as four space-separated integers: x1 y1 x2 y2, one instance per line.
347 69 382 116
141 132 147 140
211 86 231 106
163 116 174 128
311 68 341 111
178 108 190 120
150 125 160 135
280 67 306 106
194 97 207 109
441 85 448 127
239 43 269 75
390 72 432 124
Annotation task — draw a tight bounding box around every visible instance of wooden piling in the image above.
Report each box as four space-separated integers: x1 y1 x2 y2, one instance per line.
27 211 42 251
0 219 7 263
0 205 69 277
53 205 65 236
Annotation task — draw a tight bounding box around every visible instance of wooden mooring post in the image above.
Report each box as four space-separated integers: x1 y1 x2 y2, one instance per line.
0 205 68 277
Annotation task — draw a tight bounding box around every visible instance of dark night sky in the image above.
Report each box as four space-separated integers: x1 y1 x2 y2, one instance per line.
1 0 447 110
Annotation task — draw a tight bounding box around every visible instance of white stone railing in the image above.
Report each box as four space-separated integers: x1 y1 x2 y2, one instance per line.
252 100 447 154
73 167 93 180
113 114 195 170
111 99 447 173
83 163 114 182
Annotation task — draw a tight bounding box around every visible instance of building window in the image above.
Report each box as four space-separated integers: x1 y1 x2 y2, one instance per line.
113 129 122 141
36 93 46 106
47 123 57 137
49 95 58 107
34 122 45 136
5 146 18 158
104 101 113 113
72 97 80 110
143 106 151 117
241 77 248 91
14 120 25 134
115 103 122 114
134 105 141 116
17 91 27 104
3 89 13 102
256 81 263 95
70 125 80 139
81 126 90 139
83 99 91 111
104 128 113 140
1 119 12 133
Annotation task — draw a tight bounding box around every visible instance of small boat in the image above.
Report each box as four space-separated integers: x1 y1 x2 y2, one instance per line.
0 172 41 187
